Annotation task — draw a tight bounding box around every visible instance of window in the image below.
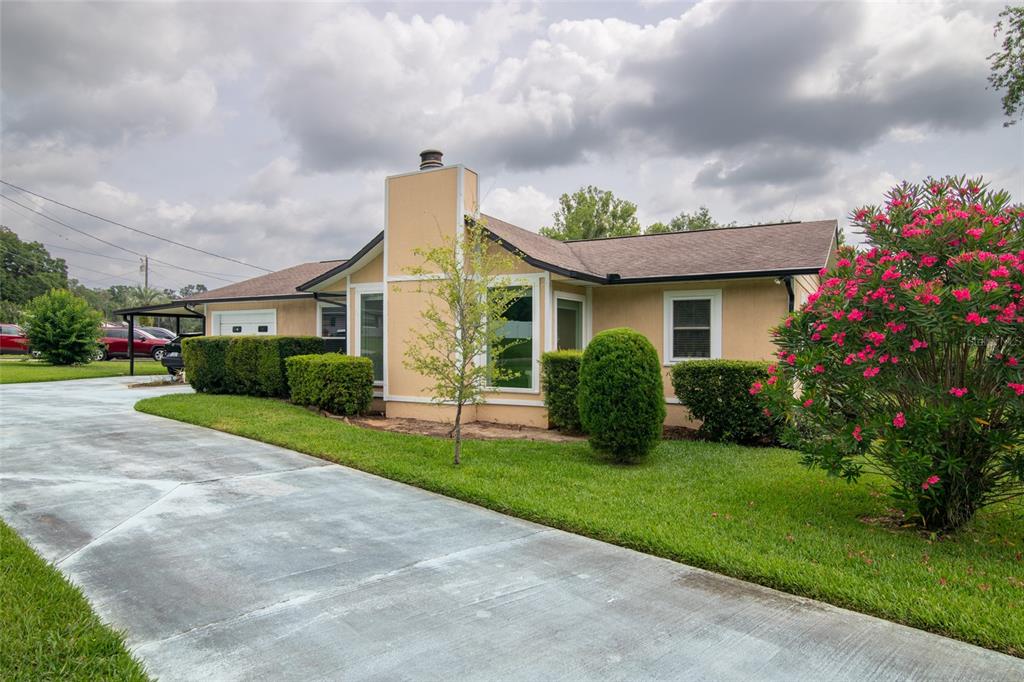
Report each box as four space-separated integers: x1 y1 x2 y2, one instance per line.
489 286 533 389
318 304 347 338
664 290 721 363
106 329 128 339
555 296 584 350
359 293 384 383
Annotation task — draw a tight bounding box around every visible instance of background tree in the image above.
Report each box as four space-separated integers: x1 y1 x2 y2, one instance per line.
22 289 102 365
0 227 68 314
646 206 735 234
540 186 640 240
758 176 1023 531
403 220 525 465
988 5 1024 127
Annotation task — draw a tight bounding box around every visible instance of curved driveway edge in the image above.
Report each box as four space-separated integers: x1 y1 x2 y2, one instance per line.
2 377 1021 680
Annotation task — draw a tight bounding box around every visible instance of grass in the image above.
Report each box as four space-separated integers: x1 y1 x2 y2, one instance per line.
0 521 149 680
136 394 1024 656
0 357 166 384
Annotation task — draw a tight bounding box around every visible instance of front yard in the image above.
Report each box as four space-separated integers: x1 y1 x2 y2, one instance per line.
0 521 149 680
137 393 1024 656
0 358 166 384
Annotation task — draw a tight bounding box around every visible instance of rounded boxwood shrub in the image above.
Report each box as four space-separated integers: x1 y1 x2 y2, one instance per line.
286 354 374 415
21 289 102 365
578 327 665 462
671 360 777 444
541 350 583 432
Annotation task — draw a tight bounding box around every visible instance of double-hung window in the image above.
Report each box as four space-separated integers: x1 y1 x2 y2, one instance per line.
355 290 384 384
663 290 722 363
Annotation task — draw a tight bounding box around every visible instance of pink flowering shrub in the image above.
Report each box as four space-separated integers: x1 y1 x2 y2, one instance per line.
759 177 1024 530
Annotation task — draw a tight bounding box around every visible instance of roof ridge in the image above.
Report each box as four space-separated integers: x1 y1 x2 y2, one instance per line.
564 220 826 244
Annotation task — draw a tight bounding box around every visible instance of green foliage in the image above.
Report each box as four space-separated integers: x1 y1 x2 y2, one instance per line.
759 176 1024 531
0 227 68 305
1 521 149 681
540 186 640 240
988 5 1024 127
403 219 526 464
541 350 583 432
671 360 777 443
21 289 101 365
187 336 324 396
645 206 735 234
578 328 665 462
286 354 374 415
182 336 231 393
0 300 22 324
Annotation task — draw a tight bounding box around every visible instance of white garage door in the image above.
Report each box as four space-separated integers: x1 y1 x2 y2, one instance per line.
215 310 276 336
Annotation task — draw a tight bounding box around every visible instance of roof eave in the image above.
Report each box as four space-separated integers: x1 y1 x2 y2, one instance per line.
297 231 383 291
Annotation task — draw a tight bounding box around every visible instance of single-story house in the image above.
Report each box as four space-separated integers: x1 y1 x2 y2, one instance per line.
153 150 838 427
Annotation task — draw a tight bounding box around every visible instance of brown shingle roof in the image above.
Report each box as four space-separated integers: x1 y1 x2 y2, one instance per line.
185 259 346 302
481 214 836 283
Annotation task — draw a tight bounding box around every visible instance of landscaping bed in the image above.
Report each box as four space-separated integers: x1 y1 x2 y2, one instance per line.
0 358 166 384
136 392 1024 656
0 521 149 680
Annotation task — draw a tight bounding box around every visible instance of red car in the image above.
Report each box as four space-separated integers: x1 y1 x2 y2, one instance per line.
97 326 169 361
0 324 31 354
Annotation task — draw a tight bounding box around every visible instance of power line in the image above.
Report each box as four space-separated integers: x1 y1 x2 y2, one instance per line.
0 179 274 272
41 243 139 264
0 194 239 284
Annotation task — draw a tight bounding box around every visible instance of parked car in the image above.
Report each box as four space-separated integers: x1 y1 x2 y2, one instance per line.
0 324 31 354
160 332 203 375
97 326 170 361
142 326 177 340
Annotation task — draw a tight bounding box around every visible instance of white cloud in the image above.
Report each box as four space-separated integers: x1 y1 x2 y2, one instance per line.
483 185 557 231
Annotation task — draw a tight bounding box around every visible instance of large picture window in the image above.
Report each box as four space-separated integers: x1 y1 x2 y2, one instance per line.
359 292 384 383
663 290 721 363
489 285 533 389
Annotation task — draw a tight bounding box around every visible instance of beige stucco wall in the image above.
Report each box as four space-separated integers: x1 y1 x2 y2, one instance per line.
203 299 317 336
386 166 461 277
350 253 383 284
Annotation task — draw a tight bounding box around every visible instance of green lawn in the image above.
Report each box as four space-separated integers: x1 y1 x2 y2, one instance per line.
0 358 166 384
136 393 1024 656
0 521 149 680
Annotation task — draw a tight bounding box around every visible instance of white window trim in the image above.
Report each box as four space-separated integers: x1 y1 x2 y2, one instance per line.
353 284 385 386
210 309 277 337
316 300 348 340
663 289 722 364
485 274 542 394
553 290 588 351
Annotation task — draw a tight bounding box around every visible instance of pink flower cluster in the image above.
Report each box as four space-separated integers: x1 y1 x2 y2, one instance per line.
921 475 941 491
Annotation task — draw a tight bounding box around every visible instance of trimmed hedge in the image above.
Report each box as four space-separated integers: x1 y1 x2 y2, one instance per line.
670 359 777 444
578 328 665 462
184 336 324 396
286 354 374 415
541 350 583 432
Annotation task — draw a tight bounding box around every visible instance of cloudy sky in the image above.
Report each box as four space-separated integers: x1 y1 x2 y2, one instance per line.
1 1 1020 292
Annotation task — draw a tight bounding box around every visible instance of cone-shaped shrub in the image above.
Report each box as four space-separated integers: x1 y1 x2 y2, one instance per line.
578 327 665 462
22 290 101 365
758 176 1023 531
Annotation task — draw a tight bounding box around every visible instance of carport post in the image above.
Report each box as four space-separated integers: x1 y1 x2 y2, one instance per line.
128 314 135 376
175 317 181 335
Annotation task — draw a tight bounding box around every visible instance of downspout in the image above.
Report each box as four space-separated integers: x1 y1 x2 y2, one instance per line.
782 275 796 312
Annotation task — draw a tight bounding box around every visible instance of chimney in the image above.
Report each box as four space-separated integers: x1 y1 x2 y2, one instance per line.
419 149 443 170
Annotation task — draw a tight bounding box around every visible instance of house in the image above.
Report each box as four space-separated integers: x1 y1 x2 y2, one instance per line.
162 150 838 427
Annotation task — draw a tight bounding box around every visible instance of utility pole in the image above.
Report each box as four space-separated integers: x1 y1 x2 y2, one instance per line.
140 255 149 289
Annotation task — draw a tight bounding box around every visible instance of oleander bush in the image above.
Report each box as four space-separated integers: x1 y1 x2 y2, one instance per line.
541 350 584 432
21 290 101 365
671 360 778 444
578 328 665 462
286 354 374 415
757 176 1024 531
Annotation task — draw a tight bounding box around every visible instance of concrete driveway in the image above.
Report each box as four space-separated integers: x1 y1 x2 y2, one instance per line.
1 377 1021 681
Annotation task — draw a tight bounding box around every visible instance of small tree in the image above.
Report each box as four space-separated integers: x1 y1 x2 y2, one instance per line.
403 220 525 465
22 289 102 365
758 176 1023 531
988 5 1024 127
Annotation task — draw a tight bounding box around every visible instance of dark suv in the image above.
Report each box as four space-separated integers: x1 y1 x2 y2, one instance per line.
160 333 203 375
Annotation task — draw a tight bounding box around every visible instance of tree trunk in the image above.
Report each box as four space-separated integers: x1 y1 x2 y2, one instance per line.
453 401 463 466
919 484 980 531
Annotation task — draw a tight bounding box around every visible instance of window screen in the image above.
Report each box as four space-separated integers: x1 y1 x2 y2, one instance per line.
672 299 711 358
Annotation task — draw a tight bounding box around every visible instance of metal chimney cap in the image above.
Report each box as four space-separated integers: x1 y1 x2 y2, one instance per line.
419 149 444 170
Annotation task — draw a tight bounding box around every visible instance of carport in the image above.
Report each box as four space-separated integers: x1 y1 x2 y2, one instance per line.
111 302 205 376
